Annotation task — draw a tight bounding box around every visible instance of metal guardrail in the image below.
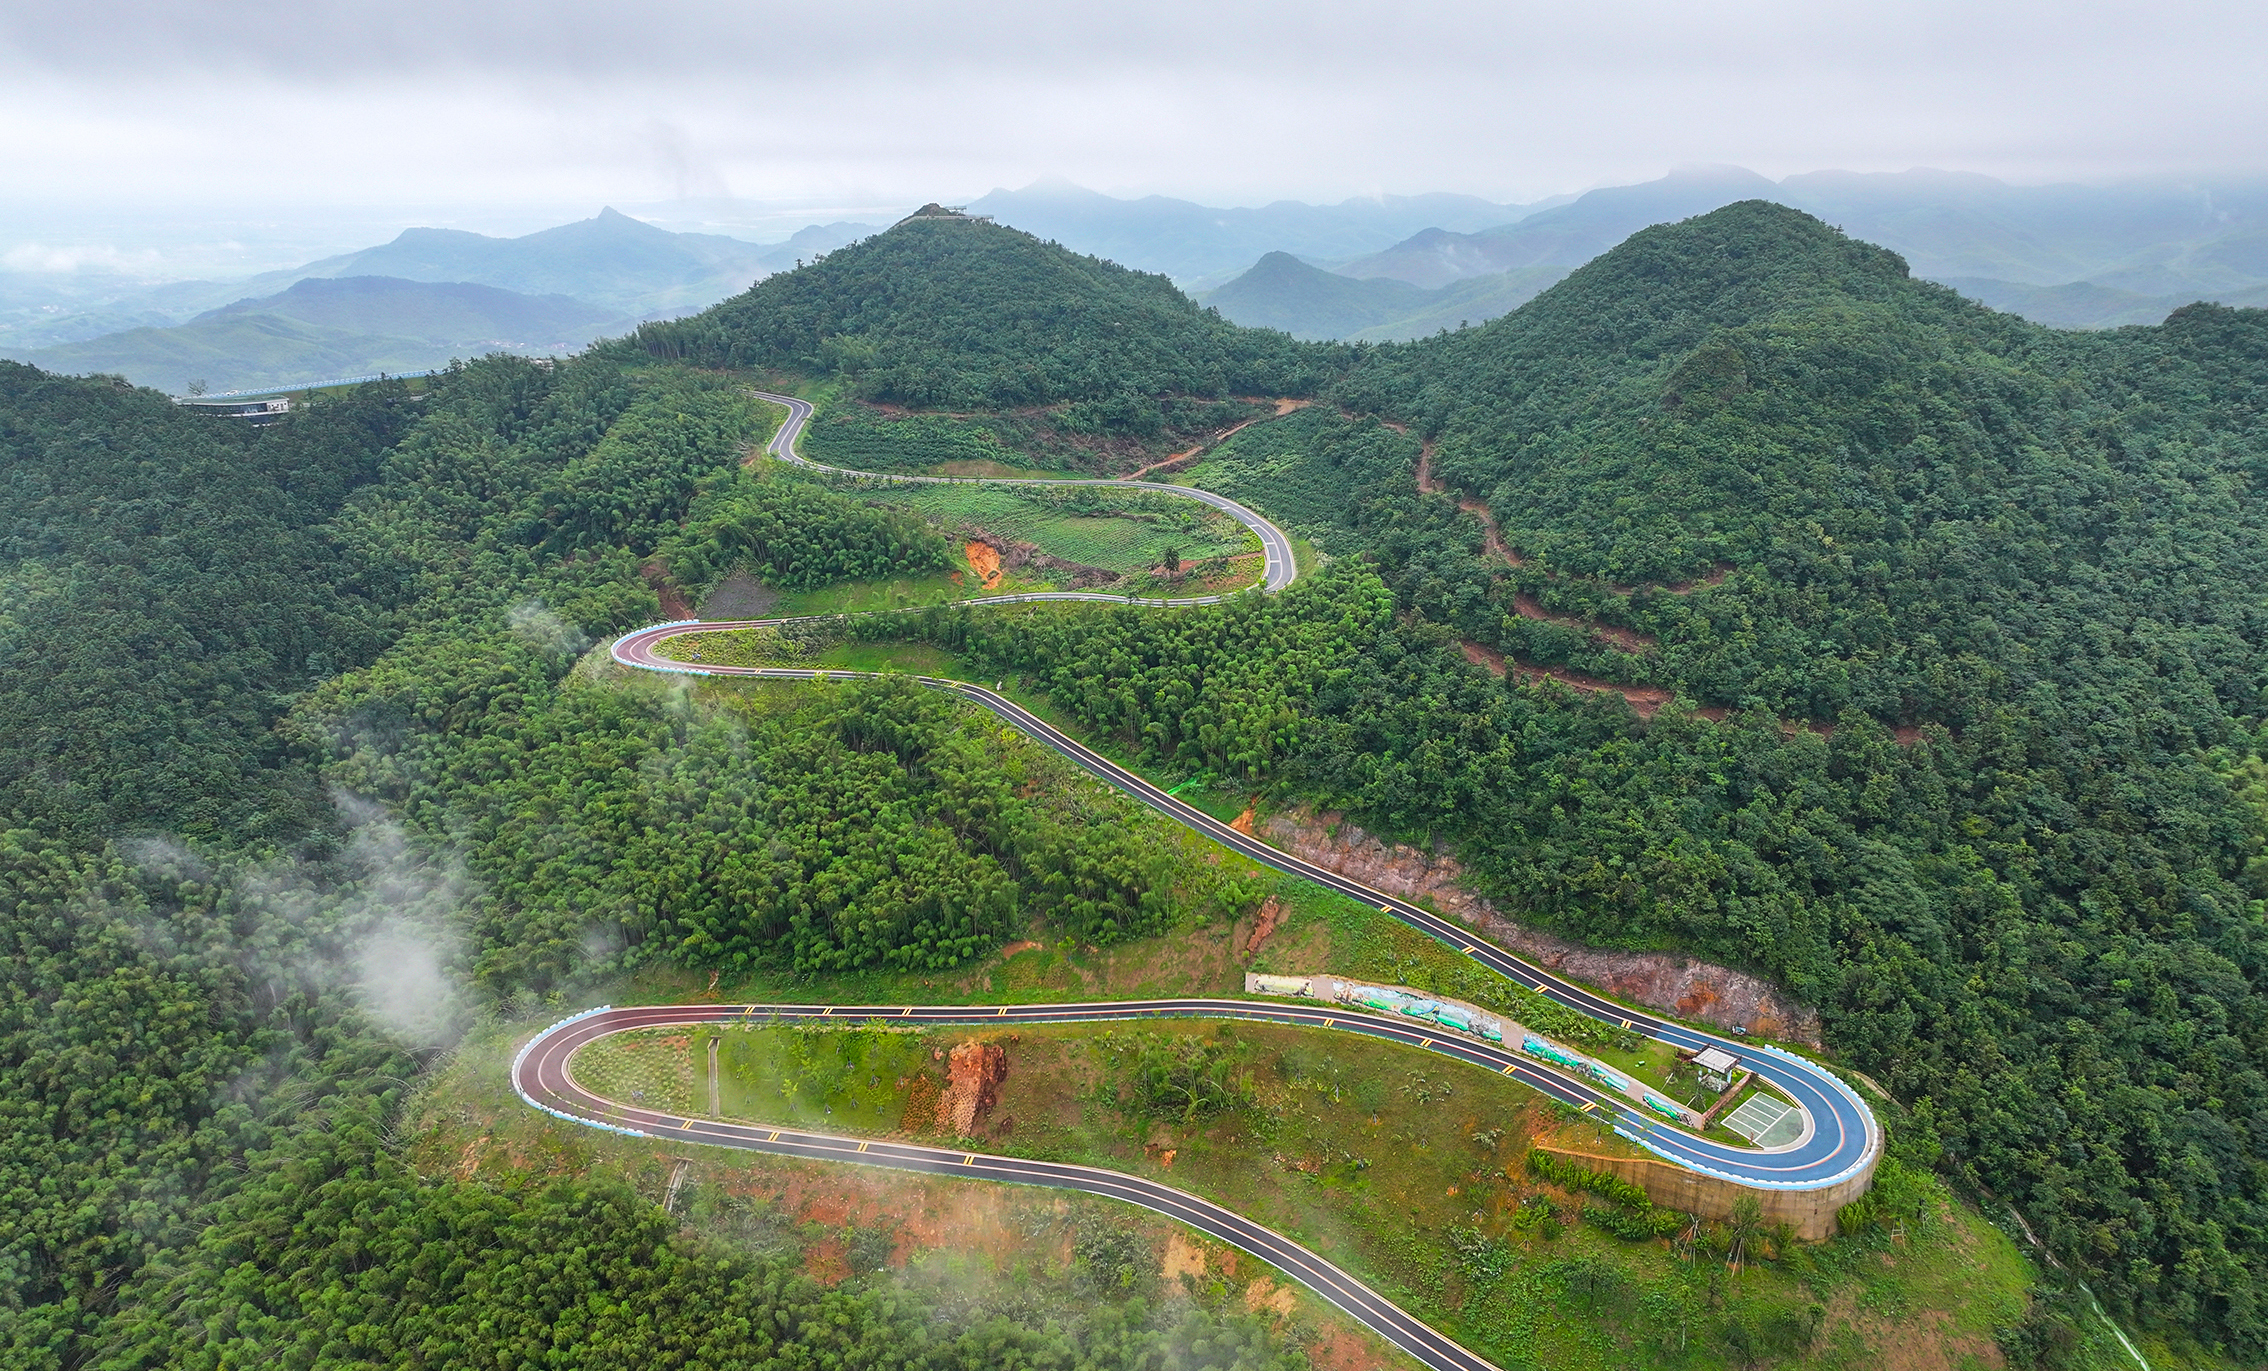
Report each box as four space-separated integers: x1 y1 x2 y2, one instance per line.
174 368 446 401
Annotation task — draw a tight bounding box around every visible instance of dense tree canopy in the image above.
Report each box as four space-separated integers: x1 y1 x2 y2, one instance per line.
9 195 2268 1364
0 364 418 845
880 204 2268 1357
634 215 1344 413
659 465 952 596
1 354 1241 1368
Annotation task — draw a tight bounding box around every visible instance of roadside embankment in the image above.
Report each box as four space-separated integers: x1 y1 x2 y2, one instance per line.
1259 807 1823 1046
1535 1143 1877 1241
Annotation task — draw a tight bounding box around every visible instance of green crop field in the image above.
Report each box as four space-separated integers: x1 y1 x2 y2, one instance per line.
847 481 1259 574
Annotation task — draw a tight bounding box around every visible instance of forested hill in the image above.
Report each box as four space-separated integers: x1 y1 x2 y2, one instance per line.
635 208 1343 409
936 199 2268 1353
1350 199 2268 734
1266 202 2264 1351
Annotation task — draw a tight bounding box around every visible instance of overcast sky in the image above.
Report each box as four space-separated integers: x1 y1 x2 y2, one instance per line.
2 0 2263 236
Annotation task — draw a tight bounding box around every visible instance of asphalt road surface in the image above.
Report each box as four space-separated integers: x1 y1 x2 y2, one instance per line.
541 391 1881 1371
518 999 1525 1371
750 389 1297 600
609 644 1877 1187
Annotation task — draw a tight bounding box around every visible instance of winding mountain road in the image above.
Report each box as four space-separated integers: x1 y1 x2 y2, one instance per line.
751 389 1296 601
520 390 1880 1371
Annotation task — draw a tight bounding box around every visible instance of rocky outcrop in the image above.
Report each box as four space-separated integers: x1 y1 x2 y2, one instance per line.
1261 809 1822 1046
936 1040 1009 1135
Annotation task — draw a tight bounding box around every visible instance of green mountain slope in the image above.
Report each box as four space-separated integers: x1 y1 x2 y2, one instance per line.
1199 251 1432 338
1305 202 2264 1354
15 313 441 392
637 207 1341 409
899 199 2268 1355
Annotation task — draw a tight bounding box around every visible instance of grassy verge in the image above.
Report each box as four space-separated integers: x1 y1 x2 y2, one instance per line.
409 1015 1417 1371
553 1016 2037 1370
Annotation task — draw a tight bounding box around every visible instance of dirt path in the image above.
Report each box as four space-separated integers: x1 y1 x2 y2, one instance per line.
1123 399 1313 481
1460 642 1689 717
1416 443 1524 568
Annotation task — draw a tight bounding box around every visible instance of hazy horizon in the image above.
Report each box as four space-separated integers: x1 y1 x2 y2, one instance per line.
4 0 2263 278
10 164 2268 288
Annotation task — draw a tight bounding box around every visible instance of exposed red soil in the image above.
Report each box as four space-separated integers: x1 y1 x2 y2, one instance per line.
1465 642 1681 717
1308 1329 1398 1371
898 1073 941 1131
714 1155 1072 1278
998 940 1043 959
1416 444 1525 568
963 528 1118 589
1230 804 1258 835
1466 649 1922 745
936 1041 1009 1135
1509 592 1658 650
963 540 1004 590
1460 640 1509 677
1514 661 1678 716
1125 401 1300 479
1260 806 1825 1043
1242 895 1285 957
1465 641 1675 716
1125 447 1206 480
640 561 693 618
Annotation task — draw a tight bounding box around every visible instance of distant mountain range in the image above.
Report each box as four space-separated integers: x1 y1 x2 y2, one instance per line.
0 209 838 392
10 170 2268 391
964 177 1559 287
15 276 632 392
1197 253 1566 342
1184 166 2268 339
215 208 770 316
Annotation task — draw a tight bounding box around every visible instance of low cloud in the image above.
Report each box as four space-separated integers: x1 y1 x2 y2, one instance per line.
175 791 478 1050
333 795 472 1048
509 599 590 658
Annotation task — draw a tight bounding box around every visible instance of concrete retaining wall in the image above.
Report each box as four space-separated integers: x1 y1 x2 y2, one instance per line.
1536 1143 1878 1242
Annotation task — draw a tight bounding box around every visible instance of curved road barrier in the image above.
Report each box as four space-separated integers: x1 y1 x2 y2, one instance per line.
518 999 1508 1371
530 390 1880 1368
